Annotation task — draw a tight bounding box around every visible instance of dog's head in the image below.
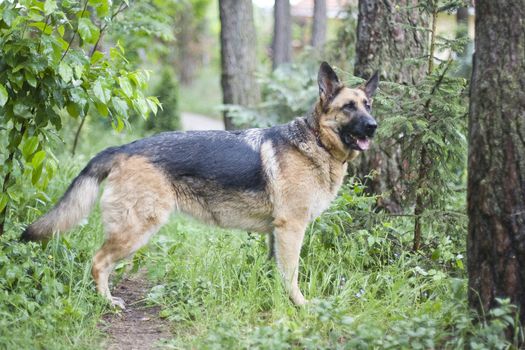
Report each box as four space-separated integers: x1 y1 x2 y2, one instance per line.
315 62 378 159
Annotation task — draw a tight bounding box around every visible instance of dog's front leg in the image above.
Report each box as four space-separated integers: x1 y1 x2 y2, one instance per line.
273 218 308 306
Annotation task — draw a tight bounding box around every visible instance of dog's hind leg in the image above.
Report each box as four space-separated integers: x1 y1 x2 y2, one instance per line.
91 223 163 309
92 156 175 308
272 217 308 306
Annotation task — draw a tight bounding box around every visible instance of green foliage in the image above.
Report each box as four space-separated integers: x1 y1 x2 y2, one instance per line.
107 0 174 62
0 157 106 348
372 60 468 209
0 0 160 232
224 61 319 127
0 237 106 349
145 67 181 132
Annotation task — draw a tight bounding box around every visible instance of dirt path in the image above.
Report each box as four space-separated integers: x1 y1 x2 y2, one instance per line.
181 111 224 131
100 273 170 350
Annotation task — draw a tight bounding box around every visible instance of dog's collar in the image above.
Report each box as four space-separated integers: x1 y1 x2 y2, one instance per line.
305 117 347 165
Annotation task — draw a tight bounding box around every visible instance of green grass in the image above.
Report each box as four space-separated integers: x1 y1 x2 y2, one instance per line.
1 125 516 349
139 214 468 349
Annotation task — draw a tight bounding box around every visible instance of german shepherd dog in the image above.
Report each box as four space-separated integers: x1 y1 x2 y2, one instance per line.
22 62 378 308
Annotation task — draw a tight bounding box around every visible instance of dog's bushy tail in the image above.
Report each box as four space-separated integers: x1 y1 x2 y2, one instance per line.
21 147 121 241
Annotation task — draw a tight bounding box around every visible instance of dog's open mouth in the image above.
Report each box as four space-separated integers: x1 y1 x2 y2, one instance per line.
355 138 370 151
343 133 371 151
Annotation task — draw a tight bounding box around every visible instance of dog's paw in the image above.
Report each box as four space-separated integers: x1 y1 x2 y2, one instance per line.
292 294 308 306
296 298 309 306
110 296 126 310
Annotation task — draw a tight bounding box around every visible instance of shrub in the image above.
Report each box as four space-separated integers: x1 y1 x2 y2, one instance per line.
0 0 161 235
145 67 181 132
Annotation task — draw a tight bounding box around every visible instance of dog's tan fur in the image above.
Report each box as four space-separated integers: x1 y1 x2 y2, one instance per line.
92 155 175 307
267 145 349 304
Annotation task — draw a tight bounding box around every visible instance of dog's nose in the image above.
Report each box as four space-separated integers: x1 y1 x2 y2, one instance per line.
365 121 377 136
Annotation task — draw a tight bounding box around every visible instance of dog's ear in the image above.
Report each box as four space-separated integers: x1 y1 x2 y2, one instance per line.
361 71 379 98
318 62 342 102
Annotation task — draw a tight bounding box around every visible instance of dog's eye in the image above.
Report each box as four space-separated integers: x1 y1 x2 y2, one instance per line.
364 100 371 111
343 102 356 111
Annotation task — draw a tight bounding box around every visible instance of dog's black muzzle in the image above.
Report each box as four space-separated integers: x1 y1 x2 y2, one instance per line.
354 114 377 138
340 114 378 151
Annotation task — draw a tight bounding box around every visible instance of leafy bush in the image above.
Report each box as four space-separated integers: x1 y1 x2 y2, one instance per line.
0 229 105 349
0 0 161 234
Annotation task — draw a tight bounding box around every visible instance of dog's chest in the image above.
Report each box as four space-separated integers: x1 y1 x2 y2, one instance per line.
307 161 347 220
307 188 337 220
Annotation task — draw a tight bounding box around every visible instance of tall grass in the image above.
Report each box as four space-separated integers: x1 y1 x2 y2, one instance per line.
0 168 107 349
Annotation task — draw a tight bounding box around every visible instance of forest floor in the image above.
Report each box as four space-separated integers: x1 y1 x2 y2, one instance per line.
100 272 170 350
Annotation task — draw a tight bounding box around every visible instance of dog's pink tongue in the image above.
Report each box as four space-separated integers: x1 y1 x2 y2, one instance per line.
357 139 370 150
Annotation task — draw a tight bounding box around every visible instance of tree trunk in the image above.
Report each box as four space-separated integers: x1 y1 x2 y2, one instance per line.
219 0 260 130
311 0 327 50
456 6 469 26
456 5 469 54
467 0 525 339
176 2 199 85
272 0 292 69
353 0 427 213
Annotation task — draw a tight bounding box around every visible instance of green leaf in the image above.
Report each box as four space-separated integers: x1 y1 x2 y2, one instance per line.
133 98 149 118
66 102 80 118
146 96 159 115
90 0 111 17
112 116 124 132
78 18 91 42
29 22 53 35
44 0 57 15
96 102 109 117
0 84 8 106
32 164 44 185
73 64 84 79
78 18 99 44
93 80 110 103
13 103 31 118
7 187 21 203
111 96 128 118
24 70 37 88
118 76 133 97
57 36 69 50
90 51 104 64
32 150 46 168
0 193 8 214
22 136 39 160
456 259 464 270
58 62 73 83
46 159 57 179
2 8 17 27
128 72 142 87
